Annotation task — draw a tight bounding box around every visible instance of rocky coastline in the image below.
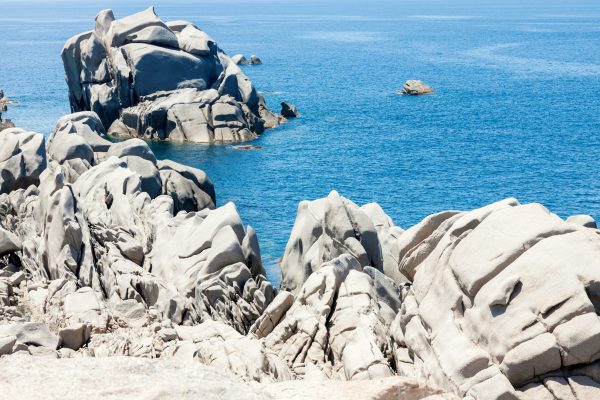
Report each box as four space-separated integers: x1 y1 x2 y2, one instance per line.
1 7 600 400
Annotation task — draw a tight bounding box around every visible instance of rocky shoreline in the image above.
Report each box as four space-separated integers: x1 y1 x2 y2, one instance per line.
1 6 600 400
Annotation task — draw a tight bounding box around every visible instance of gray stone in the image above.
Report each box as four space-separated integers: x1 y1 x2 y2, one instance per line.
0 335 16 356
401 80 433 95
0 128 46 193
61 8 280 144
231 54 249 65
250 55 262 65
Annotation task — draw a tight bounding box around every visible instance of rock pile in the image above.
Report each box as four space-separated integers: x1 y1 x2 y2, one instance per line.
61 8 288 143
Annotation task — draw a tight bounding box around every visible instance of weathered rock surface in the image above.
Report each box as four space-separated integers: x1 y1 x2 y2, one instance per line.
401 80 433 95
280 190 403 294
567 214 597 228
231 54 262 66
0 90 15 131
0 119 261 339
389 198 600 399
62 7 283 143
0 128 46 192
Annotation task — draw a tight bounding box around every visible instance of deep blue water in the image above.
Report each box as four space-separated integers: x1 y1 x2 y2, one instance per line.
1 0 600 284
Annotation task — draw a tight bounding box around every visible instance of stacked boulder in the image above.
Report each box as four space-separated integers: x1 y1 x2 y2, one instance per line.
62 7 284 143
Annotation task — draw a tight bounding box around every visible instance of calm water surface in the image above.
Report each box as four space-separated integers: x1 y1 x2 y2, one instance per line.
1 0 600 284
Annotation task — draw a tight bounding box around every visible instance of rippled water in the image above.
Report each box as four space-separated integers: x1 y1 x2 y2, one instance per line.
1 0 600 284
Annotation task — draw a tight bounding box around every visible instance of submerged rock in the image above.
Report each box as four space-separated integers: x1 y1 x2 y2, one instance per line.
61 7 283 143
401 80 433 95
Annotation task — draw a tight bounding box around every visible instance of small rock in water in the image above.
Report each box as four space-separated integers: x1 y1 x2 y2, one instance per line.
250 55 262 65
401 80 434 95
231 54 250 65
280 102 299 119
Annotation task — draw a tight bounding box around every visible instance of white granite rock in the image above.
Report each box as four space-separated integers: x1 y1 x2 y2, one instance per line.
62 8 280 143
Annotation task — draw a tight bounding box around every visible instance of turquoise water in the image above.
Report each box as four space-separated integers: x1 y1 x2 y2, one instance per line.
2 0 600 284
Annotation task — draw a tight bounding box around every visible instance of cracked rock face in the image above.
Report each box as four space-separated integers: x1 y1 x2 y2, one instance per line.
62 7 281 143
391 198 600 399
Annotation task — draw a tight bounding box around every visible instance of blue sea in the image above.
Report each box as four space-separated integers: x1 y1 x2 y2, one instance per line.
1 0 600 284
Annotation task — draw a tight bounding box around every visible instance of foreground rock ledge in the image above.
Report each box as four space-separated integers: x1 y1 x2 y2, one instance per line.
1 117 600 399
62 7 287 143
0 355 454 400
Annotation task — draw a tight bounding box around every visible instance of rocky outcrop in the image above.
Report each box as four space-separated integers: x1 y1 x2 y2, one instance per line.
61 8 284 143
389 199 600 399
401 80 433 95
0 90 15 131
0 117 270 357
280 190 404 294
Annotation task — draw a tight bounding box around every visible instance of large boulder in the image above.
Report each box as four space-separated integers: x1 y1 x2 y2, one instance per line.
62 7 281 143
263 254 398 380
0 129 46 193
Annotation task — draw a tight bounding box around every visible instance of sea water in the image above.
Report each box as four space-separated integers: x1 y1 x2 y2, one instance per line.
1 0 600 284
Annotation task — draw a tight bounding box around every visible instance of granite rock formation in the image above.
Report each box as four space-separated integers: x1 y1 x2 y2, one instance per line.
61 8 285 143
0 115 272 356
3 114 600 398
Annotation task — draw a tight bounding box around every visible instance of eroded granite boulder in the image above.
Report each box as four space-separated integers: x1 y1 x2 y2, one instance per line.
264 254 399 381
391 198 600 399
0 128 46 193
280 190 402 294
62 7 282 143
